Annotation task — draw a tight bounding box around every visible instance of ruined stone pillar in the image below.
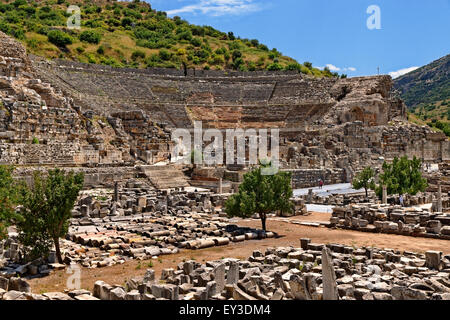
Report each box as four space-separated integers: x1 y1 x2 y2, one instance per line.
382 185 387 204
307 189 313 203
113 181 119 202
322 247 339 300
165 195 169 215
437 183 443 213
218 178 223 194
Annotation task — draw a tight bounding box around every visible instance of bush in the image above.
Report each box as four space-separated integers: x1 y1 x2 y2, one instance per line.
96 45 105 55
79 30 102 44
121 17 133 27
159 49 171 61
267 63 283 71
47 29 72 47
233 57 244 69
177 30 193 41
304 61 313 69
131 50 146 61
231 50 242 61
285 63 302 72
190 37 202 47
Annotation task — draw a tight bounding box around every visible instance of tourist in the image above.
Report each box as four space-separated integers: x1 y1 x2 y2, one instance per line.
399 194 404 207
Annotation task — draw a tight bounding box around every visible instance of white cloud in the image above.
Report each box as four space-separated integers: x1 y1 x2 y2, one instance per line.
166 0 262 17
326 64 340 72
317 64 356 73
388 66 419 79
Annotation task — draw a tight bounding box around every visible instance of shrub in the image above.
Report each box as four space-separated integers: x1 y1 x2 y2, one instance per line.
231 50 242 61
258 44 269 51
233 57 244 69
131 50 146 61
177 30 193 41
285 63 302 72
121 17 133 27
159 49 171 61
267 62 283 71
304 61 313 69
96 45 105 55
47 30 72 47
79 30 102 44
190 37 202 47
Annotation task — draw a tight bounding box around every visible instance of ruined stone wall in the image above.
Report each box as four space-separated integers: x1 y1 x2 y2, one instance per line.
30 56 405 130
288 168 346 188
0 32 171 168
14 166 137 188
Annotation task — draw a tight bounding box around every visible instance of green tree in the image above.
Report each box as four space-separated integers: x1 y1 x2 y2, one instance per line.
375 156 428 197
225 164 293 231
352 167 376 198
17 169 84 263
0 166 22 240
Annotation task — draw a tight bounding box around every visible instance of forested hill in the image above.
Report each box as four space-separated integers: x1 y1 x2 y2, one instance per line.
394 54 449 108
394 54 450 136
0 0 340 77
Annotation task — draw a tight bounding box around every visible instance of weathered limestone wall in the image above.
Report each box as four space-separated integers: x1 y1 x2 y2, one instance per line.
14 166 137 188
288 168 346 188
30 57 405 130
0 32 171 168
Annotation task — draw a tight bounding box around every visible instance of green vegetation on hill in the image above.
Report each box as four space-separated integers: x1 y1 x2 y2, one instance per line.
394 54 449 137
0 0 342 77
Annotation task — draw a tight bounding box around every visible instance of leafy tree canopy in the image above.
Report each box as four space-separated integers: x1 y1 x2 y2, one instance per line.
0 165 22 240
225 163 293 231
17 169 84 262
352 167 376 197
375 156 427 197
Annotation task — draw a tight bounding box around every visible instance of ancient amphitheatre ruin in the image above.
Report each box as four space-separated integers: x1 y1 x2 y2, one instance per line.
0 28 449 303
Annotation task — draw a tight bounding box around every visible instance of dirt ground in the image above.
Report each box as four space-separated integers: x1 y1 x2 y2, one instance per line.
28 212 450 293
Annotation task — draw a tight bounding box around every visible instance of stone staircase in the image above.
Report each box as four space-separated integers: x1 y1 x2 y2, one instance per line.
137 164 189 189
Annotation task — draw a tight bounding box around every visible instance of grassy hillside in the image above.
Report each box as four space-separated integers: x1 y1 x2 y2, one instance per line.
0 0 340 77
394 54 450 137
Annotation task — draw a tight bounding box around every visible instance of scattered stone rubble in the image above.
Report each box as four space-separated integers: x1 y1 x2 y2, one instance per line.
330 204 450 239
3 240 449 300
0 182 277 275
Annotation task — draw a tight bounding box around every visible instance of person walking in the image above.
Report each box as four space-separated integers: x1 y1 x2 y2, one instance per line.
399 194 404 207
319 179 324 189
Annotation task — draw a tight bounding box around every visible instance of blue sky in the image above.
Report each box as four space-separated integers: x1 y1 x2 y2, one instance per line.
149 0 450 78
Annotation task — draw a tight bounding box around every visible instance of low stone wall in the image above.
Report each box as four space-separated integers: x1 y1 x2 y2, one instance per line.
330 204 450 239
13 166 137 188
289 168 346 189
296 191 377 206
